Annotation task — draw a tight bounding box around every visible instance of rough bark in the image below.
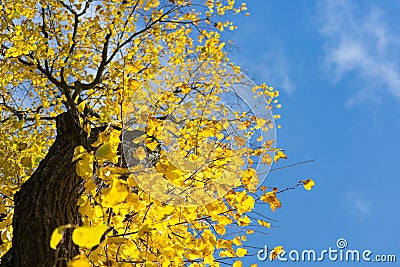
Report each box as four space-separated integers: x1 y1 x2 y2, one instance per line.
0 112 96 267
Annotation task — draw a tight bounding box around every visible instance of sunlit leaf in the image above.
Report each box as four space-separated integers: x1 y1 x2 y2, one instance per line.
302 179 315 190
50 224 71 249
67 255 91 267
270 245 284 260
72 224 107 248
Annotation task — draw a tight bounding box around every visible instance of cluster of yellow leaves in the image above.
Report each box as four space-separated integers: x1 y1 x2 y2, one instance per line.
0 0 316 265
63 125 285 266
51 224 108 251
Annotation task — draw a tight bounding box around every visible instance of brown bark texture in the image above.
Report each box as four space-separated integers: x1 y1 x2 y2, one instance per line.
0 112 97 267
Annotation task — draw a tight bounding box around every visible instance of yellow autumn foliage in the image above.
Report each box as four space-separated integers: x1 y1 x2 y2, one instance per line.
0 0 314 266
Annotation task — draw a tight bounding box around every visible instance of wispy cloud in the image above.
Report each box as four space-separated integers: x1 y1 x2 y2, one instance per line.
318 0 400 105
240 50 295 95
256 51 295 94
344 191 373 216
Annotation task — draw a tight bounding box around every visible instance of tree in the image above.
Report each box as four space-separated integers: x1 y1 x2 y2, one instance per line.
0 0 313 266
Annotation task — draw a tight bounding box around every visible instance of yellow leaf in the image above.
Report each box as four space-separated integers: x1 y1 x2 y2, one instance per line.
134 146 146 161
138 224 153 237
237 215 251 226
72 224 107 248
260 186 267 191
17 142 27 151
261 154 272 165
263 140 274 149
257 220 271 228
270 245 284 261
102 177 128 207
50 224 71 249
84 179 96 191
260 191 281 212
145 139 159 151
72 146 86 161
232 236 242 246
255 118 266 129
20 156 32 168
95 143 112 158
236 248 247 257
302 179 315 190
238 196 255 213
234 136 246 146
214 224 226 235
68 255 91 267
179 83 191 94
77 101 85 113
232 260 242 267
76 153 93 179
219 249 235 258
274 150 287 162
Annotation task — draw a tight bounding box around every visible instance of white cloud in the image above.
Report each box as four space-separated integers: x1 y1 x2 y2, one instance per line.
259 51 295 94
344 191 373 216
241 50 295 95
318 0 400 105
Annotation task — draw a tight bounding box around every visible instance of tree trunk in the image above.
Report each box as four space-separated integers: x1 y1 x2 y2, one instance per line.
0 112 92 267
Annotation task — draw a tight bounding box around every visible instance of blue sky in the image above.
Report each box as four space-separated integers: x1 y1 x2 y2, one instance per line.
228 0 400 266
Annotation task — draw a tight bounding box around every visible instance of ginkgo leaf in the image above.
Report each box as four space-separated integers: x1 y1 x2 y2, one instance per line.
95 143 112 158
50 224 71 249
274 150 287 162
237 215 251 226
232 260 243 267
138 224 153 237
145 139 159 151
236 248 247 257
72 146 86 161
102 177 128 207
237 196 255 213
302 179 315 190
77 101 86 113
214 224 226 235
232 236 242 246
84 179 96 191
263 140 275 148
134 146 146 161
219 249 235 258
270 245 284 260
255 118 266 129
76 153 93 179
260 191 281 212
261 154 272 165
20 156 32 168
257 219 271 228
72 224 108 248
234 136 246 146
67 255 91 267
17 142 28 151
